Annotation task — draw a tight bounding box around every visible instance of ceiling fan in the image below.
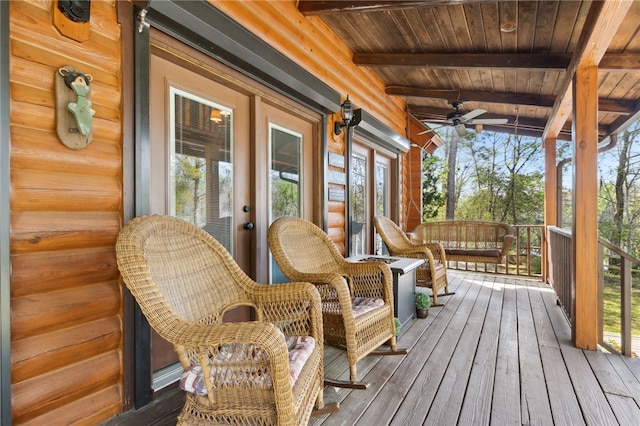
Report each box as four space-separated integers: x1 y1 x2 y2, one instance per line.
418 101 508 137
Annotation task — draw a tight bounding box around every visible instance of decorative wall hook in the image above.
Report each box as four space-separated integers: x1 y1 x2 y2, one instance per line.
56 66 95 149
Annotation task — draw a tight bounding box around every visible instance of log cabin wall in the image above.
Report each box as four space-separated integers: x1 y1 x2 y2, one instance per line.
6 0 412 423
9 1 123 424
212 0 411 247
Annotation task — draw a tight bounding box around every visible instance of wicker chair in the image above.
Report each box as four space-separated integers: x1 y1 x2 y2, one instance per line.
116 215 334 425
268 216 407 388
373 216 454 306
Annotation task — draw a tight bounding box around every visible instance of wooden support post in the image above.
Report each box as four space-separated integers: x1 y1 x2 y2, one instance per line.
572 66 599 350
543 137 557 283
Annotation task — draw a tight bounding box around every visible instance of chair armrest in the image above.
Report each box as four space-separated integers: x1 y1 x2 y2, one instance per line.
500 234 516 262
173 320 295 405
274 271 356 317
250 281 323 342
389 245 442 273
340 260 394 304
421 241 447 263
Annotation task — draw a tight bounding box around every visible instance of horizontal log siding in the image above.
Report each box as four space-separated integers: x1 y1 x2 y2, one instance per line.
406 147 423 231
211 0 409 245
9 1 123 424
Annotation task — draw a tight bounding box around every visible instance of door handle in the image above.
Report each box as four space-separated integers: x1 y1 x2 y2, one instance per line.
243 222 254 230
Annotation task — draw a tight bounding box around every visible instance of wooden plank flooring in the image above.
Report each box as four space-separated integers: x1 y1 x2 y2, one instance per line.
104 270 640 425
310 270 640 426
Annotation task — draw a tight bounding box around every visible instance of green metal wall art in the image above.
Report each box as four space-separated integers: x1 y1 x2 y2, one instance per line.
56 65 95 149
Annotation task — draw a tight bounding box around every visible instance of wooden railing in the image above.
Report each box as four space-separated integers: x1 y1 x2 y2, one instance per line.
597 239 639 357
445 224 545 279
547 226 639 357
547 227 574 325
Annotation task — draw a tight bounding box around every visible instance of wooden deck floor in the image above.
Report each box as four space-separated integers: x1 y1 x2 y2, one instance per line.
310 270 640 426
105 270 640 425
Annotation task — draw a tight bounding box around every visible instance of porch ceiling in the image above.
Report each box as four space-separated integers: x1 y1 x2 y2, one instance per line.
299 0 640 142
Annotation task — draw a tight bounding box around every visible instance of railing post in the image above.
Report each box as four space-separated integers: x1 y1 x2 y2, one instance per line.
598 244 604 348
621 257 632 356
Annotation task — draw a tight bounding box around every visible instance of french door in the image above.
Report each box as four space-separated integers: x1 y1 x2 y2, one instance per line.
350 141 394 256
147 49 316 390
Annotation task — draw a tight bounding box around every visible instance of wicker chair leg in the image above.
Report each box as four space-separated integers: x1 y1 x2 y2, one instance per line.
324 378 370 389
311 401 340 416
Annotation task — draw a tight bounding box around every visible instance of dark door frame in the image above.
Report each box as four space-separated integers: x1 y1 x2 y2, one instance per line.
1 1 11 423
128 0 339 408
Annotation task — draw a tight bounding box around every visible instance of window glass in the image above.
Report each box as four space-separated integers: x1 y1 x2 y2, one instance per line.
170 87 234 252
375 162 389 254
351 153 367 255
269 123 302 282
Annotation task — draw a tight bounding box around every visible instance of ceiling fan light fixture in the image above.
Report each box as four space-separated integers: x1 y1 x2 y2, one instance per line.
500 22 517 33
209 109 222 123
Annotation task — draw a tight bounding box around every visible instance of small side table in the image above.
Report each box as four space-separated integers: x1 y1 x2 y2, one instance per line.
347 255 424 327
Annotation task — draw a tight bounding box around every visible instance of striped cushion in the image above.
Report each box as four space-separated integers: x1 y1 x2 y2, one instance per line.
179 336 315 395
351 296 385 318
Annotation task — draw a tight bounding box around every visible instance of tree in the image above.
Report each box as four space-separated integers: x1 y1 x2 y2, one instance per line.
175 154 206 225
599 121 640 254
445 129 458 219
435 130 544 225
421 151 445 219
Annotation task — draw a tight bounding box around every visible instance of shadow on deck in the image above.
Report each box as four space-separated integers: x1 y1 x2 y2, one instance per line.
103 270 640 425
312 270 640 425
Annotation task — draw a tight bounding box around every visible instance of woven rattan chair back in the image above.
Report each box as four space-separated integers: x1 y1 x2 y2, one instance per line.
116 215 252 336
268 216 345 276
268 216 406 386
373 216 414 253
374 216 454 306
116 214 328 425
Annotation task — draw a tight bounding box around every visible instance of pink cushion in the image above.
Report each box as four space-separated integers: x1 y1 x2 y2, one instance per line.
179 336 315 396
351 296 385 318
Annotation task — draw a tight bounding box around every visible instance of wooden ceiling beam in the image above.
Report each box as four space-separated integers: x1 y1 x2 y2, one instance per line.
394 87 636 115
409 106 551 131
357 52 640 72
297 1 484 16
354 53 571 71
391 87 556 107
600 53 640 71
408 105 612 141
542 0 633 141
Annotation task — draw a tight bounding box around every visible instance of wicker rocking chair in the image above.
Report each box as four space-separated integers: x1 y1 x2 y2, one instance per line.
373 216 454 306
268 216 407 389
116 215 336 425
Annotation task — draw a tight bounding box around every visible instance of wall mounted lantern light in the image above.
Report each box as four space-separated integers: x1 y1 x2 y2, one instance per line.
334 95 355 136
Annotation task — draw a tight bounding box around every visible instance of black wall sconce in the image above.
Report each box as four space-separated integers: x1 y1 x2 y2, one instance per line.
334 95 359 135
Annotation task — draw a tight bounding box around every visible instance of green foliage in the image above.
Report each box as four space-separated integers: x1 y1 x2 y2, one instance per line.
421 152 446 219
394 317 402 336
175 154 206 225
271 178 299 218
428 130 545 225
597 120 640 258
601 273 640 336
415 292 432 309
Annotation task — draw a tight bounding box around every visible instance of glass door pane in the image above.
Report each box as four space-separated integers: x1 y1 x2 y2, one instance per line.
351 153 368 255
170 88 234 253
375 162 389 254
269 124 303 283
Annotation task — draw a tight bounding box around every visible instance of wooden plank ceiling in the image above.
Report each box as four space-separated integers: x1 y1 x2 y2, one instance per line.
299 0 640 142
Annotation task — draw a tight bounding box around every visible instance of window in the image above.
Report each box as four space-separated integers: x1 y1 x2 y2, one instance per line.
350 141 394 256
170 87 234 251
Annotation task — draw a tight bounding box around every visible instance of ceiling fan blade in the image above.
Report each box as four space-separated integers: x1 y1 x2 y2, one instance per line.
468 118 509 125
460 108 486 122
420 119 448 124
417 123 448 135
454 124 468 137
